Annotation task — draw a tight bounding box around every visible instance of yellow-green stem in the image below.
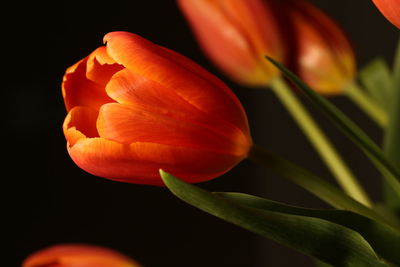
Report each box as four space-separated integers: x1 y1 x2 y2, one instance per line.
270 77 372 207
344 81 388 128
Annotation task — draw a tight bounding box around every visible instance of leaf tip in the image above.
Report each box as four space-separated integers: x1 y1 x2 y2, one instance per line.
159 169 170 184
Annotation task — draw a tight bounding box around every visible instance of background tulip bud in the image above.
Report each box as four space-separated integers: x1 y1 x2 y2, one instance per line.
279 0 356 95
62 31 252 186
177 0 285 87
22 244 141 267
372 0 400 29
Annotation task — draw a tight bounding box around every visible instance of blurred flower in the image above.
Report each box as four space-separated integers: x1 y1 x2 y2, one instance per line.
62 31 252 186
372 0 400 29
22 244 140 267
177 0 285 87
277 0 356 95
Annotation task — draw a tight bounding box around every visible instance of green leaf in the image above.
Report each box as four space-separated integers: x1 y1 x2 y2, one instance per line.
359 57 393 110
160 170 389 267
217 192 400 265
383 36 400 212
249 145 390 227
266 57 400 199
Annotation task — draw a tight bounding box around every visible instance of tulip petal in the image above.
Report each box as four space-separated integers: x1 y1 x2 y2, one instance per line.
177 0 282 86
103 31 249 133
105 68 251 150
373 0 400 29
97 103 248 156
68 137 244 185
22 244 140 267
284 0 356 94
62 56 115 111
86 46 124 86
63 106 99 147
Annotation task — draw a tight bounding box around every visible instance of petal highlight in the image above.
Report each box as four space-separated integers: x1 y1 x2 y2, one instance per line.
103 31 250 134
68 138 245 185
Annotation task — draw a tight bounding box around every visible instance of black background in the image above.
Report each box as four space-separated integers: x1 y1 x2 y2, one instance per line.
4 1 399 266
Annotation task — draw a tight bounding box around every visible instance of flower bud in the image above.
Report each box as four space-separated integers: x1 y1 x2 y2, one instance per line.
62 31 252 186
22 244 140 267
177 0 285 87
280 0 356 95
372 0 400 29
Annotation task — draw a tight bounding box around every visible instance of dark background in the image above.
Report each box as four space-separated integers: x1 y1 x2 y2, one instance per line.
4 1 399 266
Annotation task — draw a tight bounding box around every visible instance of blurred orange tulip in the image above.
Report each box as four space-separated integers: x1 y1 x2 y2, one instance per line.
62 31 252 186
22 244 140 267
372 0 400 29
278 0 356 95
177 0 285 87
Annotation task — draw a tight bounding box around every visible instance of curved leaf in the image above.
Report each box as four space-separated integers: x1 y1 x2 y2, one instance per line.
217 192 400 265
160 170 388 267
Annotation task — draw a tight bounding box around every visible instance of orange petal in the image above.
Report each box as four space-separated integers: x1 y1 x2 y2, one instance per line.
22 244 140 267
177 0 283 87
105 68 251 150
62 56 115 111
285 0 356 94
68 137 245 185
103 31 250 134
96 103 248 156
63 106 99 147
373 0 400 29
86 46 125 86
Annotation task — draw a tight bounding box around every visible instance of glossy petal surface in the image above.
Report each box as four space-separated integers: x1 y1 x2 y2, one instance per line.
61 31 252 185
373 0 400 29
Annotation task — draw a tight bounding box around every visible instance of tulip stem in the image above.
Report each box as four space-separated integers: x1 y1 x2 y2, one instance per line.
249 144 394 227
270 77 372 207
344 81 388 128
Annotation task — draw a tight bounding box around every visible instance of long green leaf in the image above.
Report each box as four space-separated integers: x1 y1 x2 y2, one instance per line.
359 57 393 110
383 36 400 212
266 57 400 198
160 170 388 267
217 192 400 265
249 145 390 227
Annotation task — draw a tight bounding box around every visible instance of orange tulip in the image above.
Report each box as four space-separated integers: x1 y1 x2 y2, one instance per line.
372 0 400 29
177 0 285 87
62 31 252 186
280 0 356 95
22 244 141 267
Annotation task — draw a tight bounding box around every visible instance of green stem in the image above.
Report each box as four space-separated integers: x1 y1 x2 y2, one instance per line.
270 77 372 207
249 145 394 227
344 81 388 128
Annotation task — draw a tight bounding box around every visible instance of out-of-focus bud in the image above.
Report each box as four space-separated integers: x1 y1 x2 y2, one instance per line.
177 0 285 87
372 0 400 29
280 0 356 95
22 244 141 267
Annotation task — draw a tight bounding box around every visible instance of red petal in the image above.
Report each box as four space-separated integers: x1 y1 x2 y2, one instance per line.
103 31 250 134
86 46 125 86
68 137 244 185
63 106 99 147
105 68 251 150
22 244 139 267
97 103 249 156
62 56 115 111
177 0 283 86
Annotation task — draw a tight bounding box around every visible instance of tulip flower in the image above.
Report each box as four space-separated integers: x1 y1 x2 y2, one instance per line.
22 244 141 267
62 31 252 186
372 0 400 29
280 0 356 95
177 0 285 87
